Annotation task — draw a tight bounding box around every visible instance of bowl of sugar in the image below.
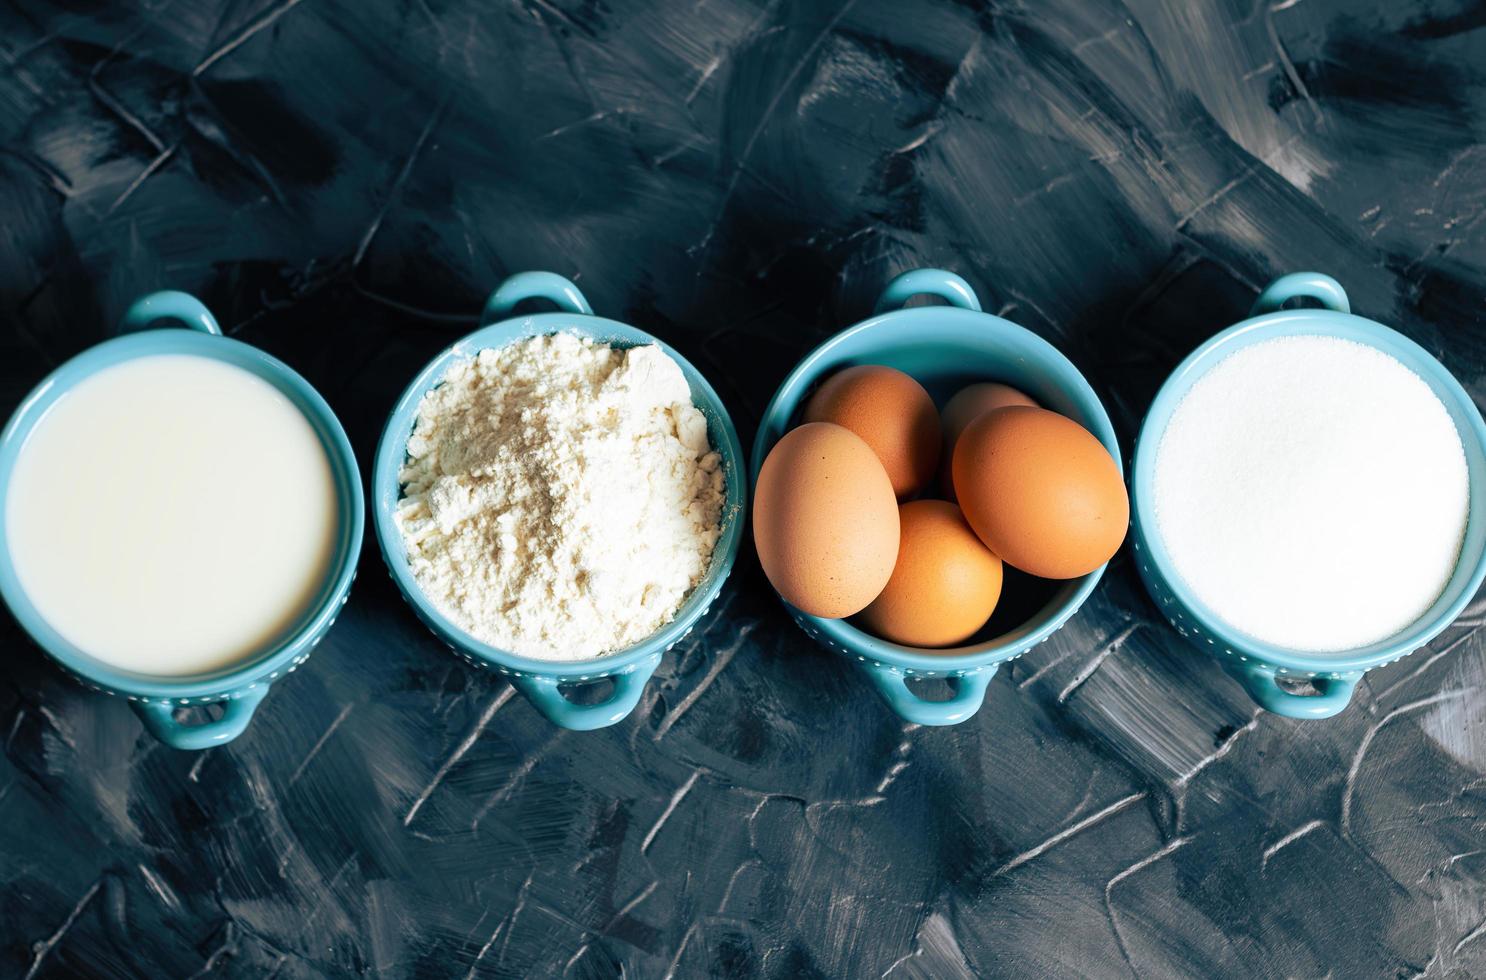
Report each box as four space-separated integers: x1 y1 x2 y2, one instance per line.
0 291 364 749
1131 272 1486 719
372 272 746 731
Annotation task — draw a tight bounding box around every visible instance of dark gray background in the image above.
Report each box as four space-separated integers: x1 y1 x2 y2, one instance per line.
2 0 1485 977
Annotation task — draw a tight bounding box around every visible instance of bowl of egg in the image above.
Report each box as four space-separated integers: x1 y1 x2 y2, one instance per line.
750 268 1128 726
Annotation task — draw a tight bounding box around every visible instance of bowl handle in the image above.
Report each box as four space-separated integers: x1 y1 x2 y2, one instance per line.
860 661 997 726
1225 662 1358 719
511 660 657 731
874 269 983 315
482 272 594 324
118 291 223 336
131 685 269 750
1250 272 1350 316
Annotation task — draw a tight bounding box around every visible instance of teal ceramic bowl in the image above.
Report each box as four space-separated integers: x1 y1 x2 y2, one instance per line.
751 268 1122 726
1131 272 1486 719
0 291 365 750
373 272 746 731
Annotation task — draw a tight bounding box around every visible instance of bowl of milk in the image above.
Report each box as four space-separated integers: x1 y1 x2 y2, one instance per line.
1131 272 1486 719
0 291 364 749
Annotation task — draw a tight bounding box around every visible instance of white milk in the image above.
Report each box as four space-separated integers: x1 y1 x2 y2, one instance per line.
5 354 339 676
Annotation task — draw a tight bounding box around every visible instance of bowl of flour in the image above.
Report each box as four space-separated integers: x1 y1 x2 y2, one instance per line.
1131 272 1486 719
372 272 745 730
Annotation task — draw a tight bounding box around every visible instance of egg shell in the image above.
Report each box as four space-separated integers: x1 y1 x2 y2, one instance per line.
953 406 1128 579
753 422 900 618
939 382 1039 499
803 365 940 498
858 500 1004 648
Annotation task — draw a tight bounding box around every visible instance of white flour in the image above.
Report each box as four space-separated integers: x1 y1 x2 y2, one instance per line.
395 333 726 661
1153 335 1469 653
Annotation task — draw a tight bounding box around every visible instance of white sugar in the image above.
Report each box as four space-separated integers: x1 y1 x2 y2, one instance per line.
1153 335 1469 653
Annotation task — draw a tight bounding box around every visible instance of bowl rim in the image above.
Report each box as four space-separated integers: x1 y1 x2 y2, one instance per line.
371 311 747 679
0 329 366 698
749 302 1122 672
1130 307 1486 672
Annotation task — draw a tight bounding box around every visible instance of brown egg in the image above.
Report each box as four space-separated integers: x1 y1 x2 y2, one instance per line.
803 365 939 498
939 382 1039 498
953 406 1127 579
858 500 1004 648
753 422 900 618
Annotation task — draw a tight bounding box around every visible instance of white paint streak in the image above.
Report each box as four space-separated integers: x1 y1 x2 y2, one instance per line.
137 863 181 914
993 792 1147 878
288 702 354 788
1105 837 1193 977
24 878 102 980
1376 630 1476 702
1261 819 1327 870
693 0 861 253
643 771 701 854
662 922 699 980
194 0 307 77
1177 714 1259 786
1058 625 1140 703
462 918 504 980
405 687 513 827
874 730 915 795
472 732 564 830
654 623 754 740
1342 688 1479 839
562 879 660 972
1454 917 1486 955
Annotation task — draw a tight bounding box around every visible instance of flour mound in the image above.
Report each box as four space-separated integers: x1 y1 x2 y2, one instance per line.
395 333 726 660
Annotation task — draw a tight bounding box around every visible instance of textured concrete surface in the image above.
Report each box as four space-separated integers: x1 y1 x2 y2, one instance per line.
2 1 1486 977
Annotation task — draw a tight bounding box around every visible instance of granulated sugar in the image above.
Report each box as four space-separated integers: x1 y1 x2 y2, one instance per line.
1153 335 1469 653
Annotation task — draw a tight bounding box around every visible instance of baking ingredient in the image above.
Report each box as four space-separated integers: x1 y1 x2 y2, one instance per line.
395 333 725 661
803 365 939 498
5 354 338 676
939 382 1039 497
1153 335 1468 652
753 422 899 618
953 406 1127 579
858 500 1003 647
